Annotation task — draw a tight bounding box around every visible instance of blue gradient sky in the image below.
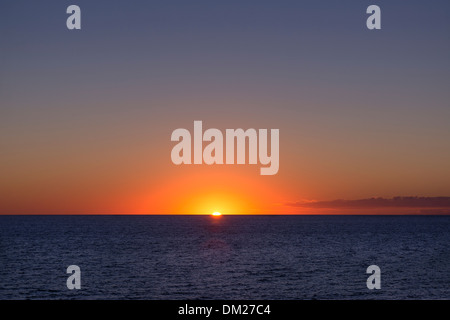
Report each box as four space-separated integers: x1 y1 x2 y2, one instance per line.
1 1 450 214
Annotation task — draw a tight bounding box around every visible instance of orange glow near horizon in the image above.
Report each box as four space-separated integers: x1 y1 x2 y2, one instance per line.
135 168 291 215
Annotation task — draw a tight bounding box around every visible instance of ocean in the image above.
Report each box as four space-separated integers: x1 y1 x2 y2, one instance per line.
0 215 449 299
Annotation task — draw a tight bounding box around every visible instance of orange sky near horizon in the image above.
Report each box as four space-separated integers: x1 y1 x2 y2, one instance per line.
2 2 450 215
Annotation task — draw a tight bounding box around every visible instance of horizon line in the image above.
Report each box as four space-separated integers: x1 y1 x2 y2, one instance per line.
1 213 449 216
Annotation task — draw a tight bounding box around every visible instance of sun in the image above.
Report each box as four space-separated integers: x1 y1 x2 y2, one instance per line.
211 212 222 217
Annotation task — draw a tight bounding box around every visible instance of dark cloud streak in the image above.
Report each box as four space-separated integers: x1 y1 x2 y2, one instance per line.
287 197 450 209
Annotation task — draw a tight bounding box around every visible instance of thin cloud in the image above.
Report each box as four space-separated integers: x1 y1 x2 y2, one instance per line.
286 196 450 209
419 209 450 215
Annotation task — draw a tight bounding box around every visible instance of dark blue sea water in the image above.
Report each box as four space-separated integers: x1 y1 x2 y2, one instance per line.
0 215 449 299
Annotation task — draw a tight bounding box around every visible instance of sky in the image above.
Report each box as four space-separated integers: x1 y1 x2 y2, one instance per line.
1 0 450 214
